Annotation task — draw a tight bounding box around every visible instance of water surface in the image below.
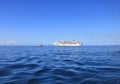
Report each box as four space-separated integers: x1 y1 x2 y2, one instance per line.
0 46 120 84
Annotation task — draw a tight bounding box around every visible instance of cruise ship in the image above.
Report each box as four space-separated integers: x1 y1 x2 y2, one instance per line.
54 40 82 46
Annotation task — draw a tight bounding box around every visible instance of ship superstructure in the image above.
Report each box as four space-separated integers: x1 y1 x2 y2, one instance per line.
54 40 82 46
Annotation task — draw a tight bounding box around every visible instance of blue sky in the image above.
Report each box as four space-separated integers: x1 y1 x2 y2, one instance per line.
0 0 120 45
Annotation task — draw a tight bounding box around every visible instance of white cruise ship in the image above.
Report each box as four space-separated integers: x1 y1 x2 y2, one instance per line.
54 40 82 46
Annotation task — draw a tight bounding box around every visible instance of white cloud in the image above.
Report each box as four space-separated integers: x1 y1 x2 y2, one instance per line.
0 40 17 45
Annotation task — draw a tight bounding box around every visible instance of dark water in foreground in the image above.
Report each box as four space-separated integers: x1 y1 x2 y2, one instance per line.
0 46 120 84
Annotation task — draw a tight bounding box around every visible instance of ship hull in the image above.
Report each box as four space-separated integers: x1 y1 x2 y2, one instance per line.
54 44 81 46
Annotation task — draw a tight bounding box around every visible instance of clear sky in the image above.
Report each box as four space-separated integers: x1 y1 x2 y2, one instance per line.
0 0 120 45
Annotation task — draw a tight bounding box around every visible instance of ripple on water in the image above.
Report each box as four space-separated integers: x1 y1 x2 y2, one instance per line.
62 58 84 66
0 69 11 77
52 68 77 77
7 63 39 70
26 78 40 84
34 68 51 75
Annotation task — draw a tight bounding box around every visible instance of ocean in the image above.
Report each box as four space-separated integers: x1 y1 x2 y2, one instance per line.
0 46 120 84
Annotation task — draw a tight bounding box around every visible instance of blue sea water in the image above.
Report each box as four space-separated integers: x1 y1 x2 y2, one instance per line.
0 46 120 84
